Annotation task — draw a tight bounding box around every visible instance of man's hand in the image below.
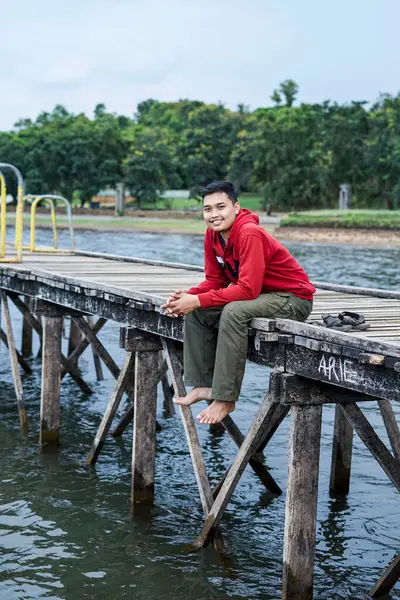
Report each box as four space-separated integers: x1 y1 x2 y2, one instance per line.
162 289 184 310
162 293 200 317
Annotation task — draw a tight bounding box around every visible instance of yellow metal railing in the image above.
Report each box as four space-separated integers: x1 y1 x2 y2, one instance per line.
22 196 58 252
0 163 75 259
23 194 75 253
0 163 24 263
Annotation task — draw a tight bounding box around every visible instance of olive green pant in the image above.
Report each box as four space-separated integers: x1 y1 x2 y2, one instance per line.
184 292 313 402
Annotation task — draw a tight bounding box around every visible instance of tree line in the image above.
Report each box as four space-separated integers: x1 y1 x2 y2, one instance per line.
1 80 399 210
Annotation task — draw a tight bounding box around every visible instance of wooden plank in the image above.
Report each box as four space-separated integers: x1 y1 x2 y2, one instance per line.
87 352 135 465
1 292 28 432
370 553 400 598
218 411 282 494
1 328 32 374
87 315 104 380
330 405 353 494
161 337 226 553
40 314 62 446
378 399 400 463
285 346 400 403
7 293 92 394
313 280 400 300
131 348 159 507
68 318 84 366
61 317 107 379
282 404 322 600
275 319 400 357
196 387 282 547
21 295 33 357
340 404 400 492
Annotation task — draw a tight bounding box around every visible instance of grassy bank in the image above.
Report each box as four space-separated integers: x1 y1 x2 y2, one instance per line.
281 209 400 230
103 194 264 212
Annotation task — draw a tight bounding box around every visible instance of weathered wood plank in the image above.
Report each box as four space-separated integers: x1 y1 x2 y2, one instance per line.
282 404 322 600
1 292 28 432
285 346 400 403
8 293 92 394
196 386 282 547
216 410 282 494
87 352 136 465
378 399 400 463
87 315 104 380
40 313 62 446
1 328 32 374
330 405 353 494
275 319 400 358
161 337 214 515
68 318 84 366
369 552 400 598
340 403 400 492
61 317 107 379
131 348 159 507
161 337 226 553
21 295 33 357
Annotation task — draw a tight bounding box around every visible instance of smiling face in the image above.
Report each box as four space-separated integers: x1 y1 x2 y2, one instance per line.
203 192 240 239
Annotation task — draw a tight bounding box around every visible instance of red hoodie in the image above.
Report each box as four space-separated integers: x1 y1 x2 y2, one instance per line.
188 209 315 309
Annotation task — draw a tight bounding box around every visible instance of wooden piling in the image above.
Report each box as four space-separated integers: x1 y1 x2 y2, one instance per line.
68 318 84 366
378 399 400 463
1 292 28 432
131 333 160 509
87 315 104 381
40 306 63 446
282 404 322 600
330 404 353 494
21 295 33 357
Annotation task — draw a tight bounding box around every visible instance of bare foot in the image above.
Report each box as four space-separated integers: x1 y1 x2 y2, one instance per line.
173 386 212 406
196 400 235 424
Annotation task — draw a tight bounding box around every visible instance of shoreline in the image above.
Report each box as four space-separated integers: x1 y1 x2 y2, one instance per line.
14 216 400 247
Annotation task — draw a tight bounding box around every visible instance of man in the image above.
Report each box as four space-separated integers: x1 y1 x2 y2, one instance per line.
162 181 315 425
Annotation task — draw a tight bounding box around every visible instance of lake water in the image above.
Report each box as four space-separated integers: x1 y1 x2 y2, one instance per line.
1 229 400 600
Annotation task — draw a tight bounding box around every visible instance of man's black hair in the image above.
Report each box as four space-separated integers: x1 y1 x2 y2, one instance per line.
200 181 238 204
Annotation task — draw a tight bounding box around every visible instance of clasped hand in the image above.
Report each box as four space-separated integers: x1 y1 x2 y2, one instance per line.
161 289 200 317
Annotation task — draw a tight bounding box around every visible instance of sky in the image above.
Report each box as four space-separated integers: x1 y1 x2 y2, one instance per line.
1 0 400 130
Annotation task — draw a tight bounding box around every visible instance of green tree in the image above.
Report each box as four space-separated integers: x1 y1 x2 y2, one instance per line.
123 127 181 207
279 79 299 107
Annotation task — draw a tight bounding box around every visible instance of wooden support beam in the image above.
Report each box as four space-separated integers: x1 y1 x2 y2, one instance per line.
86 351 135 465
214 409 282 495
72 315 128 388
378 399 400 464
340 403 400 492
40 309 63 446
1 328 32 374
196 383 282 548
8 294 92 395
111 337 166 437
21 295 33 357
282 404 322 600
369 552 400 598
87 315 104 381
68 318 84 366
160 349 175 416
1 292 28 432
61 317 107 379
161 337 226 553
131 337 160 509
330 404 353 494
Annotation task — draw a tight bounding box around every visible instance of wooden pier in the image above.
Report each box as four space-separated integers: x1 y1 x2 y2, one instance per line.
1 248 400 599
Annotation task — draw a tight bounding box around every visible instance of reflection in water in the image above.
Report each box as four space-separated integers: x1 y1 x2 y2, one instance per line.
0 229 399 599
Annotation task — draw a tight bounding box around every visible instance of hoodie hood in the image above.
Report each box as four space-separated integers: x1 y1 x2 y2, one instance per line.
226 208 259 240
